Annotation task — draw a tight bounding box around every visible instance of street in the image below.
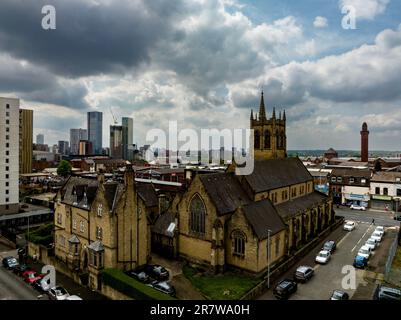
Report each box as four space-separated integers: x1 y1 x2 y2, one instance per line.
258 208 399 300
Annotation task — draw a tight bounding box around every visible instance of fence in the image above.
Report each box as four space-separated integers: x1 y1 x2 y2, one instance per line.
384 234 399 281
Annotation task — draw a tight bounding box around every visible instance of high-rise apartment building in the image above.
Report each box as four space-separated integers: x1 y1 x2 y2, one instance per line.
36 134 44 145
70 129 88 155
19 109 33 174
122 117 133 161
58 141 69 155
0 97 20 215
87 111 103 155
110 125 123 159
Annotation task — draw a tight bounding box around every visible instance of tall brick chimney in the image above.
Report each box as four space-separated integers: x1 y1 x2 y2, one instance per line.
360 122 369 162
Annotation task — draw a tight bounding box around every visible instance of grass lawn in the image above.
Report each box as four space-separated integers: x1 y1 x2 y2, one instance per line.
392 245 401 269
183 265 260 300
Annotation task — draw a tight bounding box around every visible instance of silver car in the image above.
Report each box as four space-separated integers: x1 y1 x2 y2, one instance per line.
48 286 70 300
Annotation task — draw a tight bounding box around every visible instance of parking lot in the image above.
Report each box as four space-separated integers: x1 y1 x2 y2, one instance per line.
258 220 396 300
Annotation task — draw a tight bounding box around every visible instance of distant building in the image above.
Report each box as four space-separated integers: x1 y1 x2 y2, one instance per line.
58 141 70 155
122 117 133 161
110 125 123 159
0 97 20 214
87 112 103 154
36 134 44 145
361 122 369 162
370 172 401 211
324 148 338 160
19 109 33 174
79 140 93 156
70 128 88 155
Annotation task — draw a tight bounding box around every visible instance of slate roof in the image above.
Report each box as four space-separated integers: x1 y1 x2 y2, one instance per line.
152 211 176 237
275 192 328 220
244 158 313 193
61 177 99 210
88 240 104 252
371 171 401 183
199 173 251 216
68 234 80 244
137 184 158 207
242 199 286 239
330 168 371 178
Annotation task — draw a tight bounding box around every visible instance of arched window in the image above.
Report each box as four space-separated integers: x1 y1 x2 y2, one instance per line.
232 230 246 257
189 195 206 235
254 130 260 149
264 130 271 149
281 133 285 149
276 129 280 148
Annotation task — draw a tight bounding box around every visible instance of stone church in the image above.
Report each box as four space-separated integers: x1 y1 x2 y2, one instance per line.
165 92 335 274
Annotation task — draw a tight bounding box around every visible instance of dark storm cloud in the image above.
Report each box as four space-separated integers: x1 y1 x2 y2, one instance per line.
0 0 182 78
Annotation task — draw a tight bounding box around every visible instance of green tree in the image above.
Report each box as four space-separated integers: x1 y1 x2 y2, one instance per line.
57 160 72 177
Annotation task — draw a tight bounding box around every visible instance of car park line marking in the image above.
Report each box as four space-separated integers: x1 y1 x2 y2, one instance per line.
351 225 373 253
337 231 351 247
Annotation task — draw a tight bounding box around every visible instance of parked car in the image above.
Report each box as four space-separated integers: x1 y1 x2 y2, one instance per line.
315 250 331 264
357 245 372 260
33 277 52 293
394 215 401 221
374 285 401 301
322 240 336 254
148 281 176 296
350 204 366 211
294 266 314 283
144 265 169 281
66 295 83 300
22 270 43 284
273 279 298 300
371 231 383 242
343 221 356 231
365 238 377 251
374 226 385 236
2 256 19 269
12 264 32 276
125 270 150 283
330 290 349 300
353 255 368 269
48 286 70 300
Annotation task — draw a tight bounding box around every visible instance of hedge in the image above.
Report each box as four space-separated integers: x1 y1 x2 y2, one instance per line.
26 223 54 246
102 269 176 300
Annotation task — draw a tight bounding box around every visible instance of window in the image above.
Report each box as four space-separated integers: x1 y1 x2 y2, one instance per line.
90 251 104 268
397 189 401 197
6 120 9 125
97 204 103 217
5 143 9 148
337 177 342 183
331 176 336 182
189 195 206 235
232 230 246 257
5 135 9 140
6 104 9 109
5 174 9 179
349 177 354 183
80 221 85 233
264 130 271 149
275 237 280 257
5 182 9 187
96 226 103 240
361 179 366 184
5 198 9 203
72 219 77 230
375 187 380 195
5 166 9 171
57 213 62 225
5 159 9 163
5 151 9 156
383 188 388 196
59 235 65 247
254 130 260 149
5 190 9 195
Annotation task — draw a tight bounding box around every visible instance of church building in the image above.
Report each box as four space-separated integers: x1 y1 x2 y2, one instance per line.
166 92 335 274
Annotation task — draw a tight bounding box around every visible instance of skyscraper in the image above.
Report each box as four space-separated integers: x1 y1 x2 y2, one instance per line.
36 133 44 145
58 141 70 155
122 117 133 161
1 97 20 214
70 128 88 155
19 109 33 174
87 111 103 154
110 125 123 159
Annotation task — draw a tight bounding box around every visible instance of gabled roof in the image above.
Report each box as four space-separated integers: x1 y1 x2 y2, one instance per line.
242 199 286 239
61 177 99 210
244 158 312 193
275 192 328 220
199 173 251 216
68 234 80 244
88 240 104 252
137 184 158 207
152 211 176 237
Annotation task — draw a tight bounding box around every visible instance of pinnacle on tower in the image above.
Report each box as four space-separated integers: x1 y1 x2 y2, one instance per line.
250 109 254 120
279 111 281 120
283 109 286 121
259 91 266 120
272 107 276 119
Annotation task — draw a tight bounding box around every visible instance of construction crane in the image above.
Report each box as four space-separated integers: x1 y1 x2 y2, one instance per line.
110 107 118 125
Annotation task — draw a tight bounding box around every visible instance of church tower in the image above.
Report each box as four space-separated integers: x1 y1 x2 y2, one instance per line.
250 92 287 160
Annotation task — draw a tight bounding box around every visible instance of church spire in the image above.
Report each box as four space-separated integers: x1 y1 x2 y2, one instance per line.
250 109 254 120
272 107 276 119
283 109 286 121
259 91 266 120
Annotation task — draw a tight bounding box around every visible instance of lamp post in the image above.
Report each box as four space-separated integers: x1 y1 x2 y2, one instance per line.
267 229 272 289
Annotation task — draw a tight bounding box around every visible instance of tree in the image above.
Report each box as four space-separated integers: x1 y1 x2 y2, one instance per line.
57 160 72 177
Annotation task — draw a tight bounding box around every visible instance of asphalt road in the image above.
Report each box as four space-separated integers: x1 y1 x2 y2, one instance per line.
258 220 393 300
335 207 400 227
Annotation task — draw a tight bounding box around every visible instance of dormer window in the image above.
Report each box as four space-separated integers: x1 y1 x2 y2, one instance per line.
331 176 336 182
337 177 342 183
80 221 85 233
82 192 88 208
349 177 355 183
97 204 103 217
72 190 78 206
361 179 366 184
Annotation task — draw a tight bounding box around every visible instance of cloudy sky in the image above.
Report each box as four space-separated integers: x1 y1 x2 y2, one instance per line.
1 0 401 151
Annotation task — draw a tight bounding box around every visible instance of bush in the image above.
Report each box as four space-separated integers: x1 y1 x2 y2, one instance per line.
26 223 54 246
102 269 176 300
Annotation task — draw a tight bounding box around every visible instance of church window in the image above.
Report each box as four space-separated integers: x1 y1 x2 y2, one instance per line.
189 195 206 235
264 130 271 149
254 130 260 149
232 230 246 257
